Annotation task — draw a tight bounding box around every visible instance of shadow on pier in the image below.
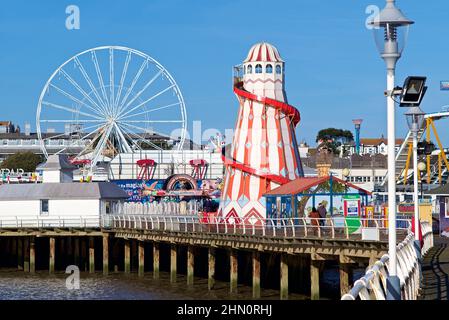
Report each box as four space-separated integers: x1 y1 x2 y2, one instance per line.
420 236 449 300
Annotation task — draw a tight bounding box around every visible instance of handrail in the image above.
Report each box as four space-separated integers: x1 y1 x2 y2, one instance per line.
341 221 433 300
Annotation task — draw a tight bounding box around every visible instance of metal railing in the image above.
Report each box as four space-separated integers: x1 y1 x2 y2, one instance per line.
0 216 101 228
341 221 433 300
103 214 411 241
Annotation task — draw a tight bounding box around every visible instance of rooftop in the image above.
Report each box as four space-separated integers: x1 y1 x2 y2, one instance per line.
0 182 128 200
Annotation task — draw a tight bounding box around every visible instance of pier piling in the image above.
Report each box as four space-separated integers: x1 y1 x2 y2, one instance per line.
89 237 95 273
170 243 177 283
310 259 321 300
49 237 55 274
74 238 80 266
208 247 215 290
230 249 238 293
24 238 30 272
29 237 35 274
339 255 353 297
124 239 131 274
138 241 144 277
103 235 109 275
153 242 159 280
252 251 261 298
280 253 289 300
17 238 23 271
187 245 194 285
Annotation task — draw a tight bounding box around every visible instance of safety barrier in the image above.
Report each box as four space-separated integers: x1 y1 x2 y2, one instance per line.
103 214 411 241
341 221 433 300
0 216 101 228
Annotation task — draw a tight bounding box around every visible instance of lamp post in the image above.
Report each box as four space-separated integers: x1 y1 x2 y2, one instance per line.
405 106 425 253
369 0 414 300
418 161 426 199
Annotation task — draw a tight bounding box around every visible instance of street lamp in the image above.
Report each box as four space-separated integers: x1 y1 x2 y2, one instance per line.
418 161 426 199
405 106 425 254
368 0 414 300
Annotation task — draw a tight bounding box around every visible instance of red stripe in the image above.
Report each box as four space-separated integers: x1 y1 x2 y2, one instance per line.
266 45 272 62
257 45 262 61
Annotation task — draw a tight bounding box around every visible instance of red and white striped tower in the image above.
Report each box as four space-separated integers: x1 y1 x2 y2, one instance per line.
219 43 304 223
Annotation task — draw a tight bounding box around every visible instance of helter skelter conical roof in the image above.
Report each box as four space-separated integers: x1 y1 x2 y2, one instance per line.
244 42 284 63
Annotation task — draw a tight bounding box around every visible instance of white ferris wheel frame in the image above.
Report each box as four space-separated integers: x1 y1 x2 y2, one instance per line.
36 45 187 168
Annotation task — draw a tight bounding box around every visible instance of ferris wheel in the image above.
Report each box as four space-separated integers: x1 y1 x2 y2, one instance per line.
36 46 187 168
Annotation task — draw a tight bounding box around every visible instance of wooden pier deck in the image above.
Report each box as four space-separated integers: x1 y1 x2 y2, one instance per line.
419 236 449 300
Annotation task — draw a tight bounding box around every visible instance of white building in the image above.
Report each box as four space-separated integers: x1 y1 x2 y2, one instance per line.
346 137 404 156
0 155 128 228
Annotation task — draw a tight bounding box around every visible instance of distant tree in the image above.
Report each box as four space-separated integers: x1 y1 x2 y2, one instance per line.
316 128 354 155
0 152 43 172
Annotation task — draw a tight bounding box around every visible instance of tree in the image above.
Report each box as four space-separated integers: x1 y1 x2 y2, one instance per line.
316 128 354 155
0 152 44 172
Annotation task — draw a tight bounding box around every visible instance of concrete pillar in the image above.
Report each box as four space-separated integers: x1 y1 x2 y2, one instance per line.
103 235 109 276
24 237 30 272
89 237 95 273
29 237 35 274
17 238 23 271
49 237 55 274
208 247 215 290
138 241 145 277
170 244 177 283
230 249 238 293
124 240 131 274
252 251 260 298
187 245 194 285
310 259 320 300
280 253 289 300
153 242 160 279
74 238 80 266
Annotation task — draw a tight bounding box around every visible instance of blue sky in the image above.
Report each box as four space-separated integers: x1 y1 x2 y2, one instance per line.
1 0 449 145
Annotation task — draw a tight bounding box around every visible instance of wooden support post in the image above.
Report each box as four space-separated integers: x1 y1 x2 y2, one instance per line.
124 239 131 274
49 237 55 274
81 238 87 272
89 237 95 274
11 238 16 266
59 238 65 269
310 259 320 300
24 237 30 272
153 242 159 279
230 249 238 293
138 241 145 278
339 255 354 297
17 238 23 271
74 238 80 266
29 237 35 274
280 253 289 300
187 245 194 285
103 235 109 276
67 237 72 265
208 247 215 290
252 251 261 298
170 243 177 283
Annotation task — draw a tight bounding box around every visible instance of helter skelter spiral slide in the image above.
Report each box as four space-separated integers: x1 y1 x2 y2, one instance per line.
219 43 304 224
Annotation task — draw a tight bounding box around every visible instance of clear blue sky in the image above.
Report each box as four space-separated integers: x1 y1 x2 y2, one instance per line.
1 0 449 146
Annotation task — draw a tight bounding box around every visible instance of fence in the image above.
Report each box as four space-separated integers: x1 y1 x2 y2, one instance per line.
0 216 100 228
341 221 433 300
103 215 411 241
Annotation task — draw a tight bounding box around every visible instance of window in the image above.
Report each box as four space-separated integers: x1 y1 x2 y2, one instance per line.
243 65 246 75
255 64 262 74
266 64 273 73
40 199 49 215
247 65 253 74
276 65 282 74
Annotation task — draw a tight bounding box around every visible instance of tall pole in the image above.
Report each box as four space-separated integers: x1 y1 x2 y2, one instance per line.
412 130 420 243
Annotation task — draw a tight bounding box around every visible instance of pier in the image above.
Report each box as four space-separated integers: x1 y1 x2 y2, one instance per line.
0 214 413 300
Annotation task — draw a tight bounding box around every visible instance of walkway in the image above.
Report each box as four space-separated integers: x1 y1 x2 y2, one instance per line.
419 236 449 300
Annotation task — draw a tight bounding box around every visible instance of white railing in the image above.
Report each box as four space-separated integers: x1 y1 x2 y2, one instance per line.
341 221 434 300
0 216 101 228
103 214 411 241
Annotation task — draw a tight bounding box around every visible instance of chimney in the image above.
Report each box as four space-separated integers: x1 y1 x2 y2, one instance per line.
25 122 31 136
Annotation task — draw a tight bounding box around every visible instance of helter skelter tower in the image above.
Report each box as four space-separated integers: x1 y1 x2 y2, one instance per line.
219 43 304 223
